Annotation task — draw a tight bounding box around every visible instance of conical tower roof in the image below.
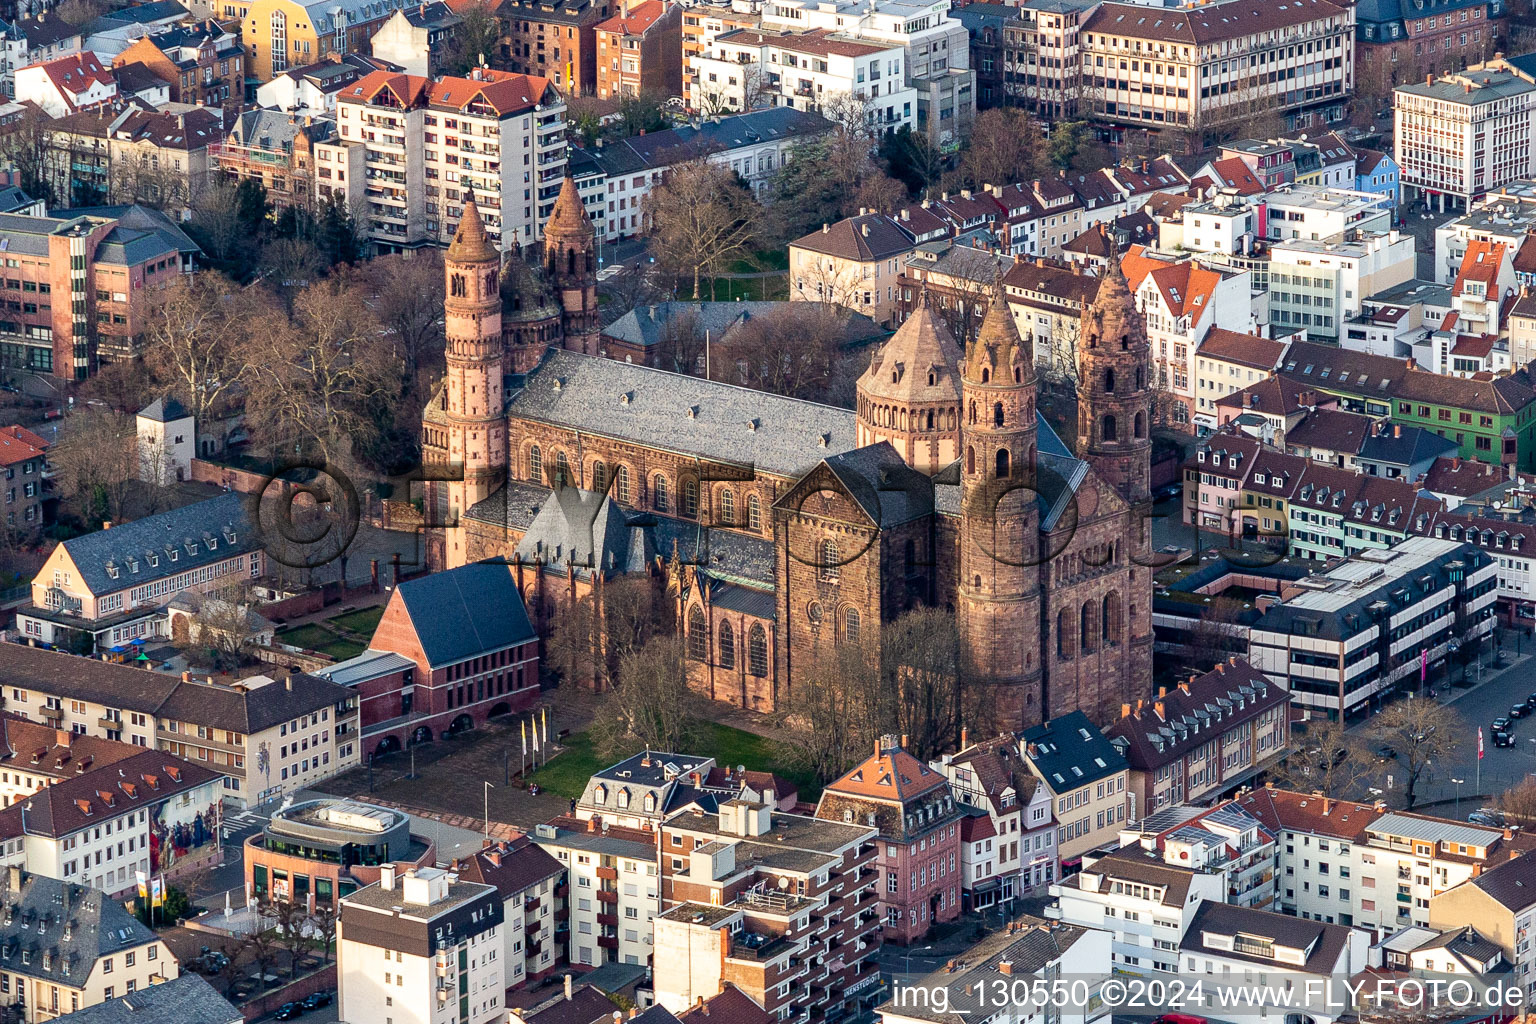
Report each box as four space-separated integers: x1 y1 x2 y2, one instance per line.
859 296 963 404
448 196 498 264
545 175 593 242
965 285 1034 384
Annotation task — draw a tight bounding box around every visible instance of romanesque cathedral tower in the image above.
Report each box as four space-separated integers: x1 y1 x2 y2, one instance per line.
443 198 507 523
958 287 1044 727
543 177 600 357
1077 251 1153 508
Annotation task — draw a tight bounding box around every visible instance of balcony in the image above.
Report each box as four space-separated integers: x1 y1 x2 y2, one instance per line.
524 896 541 912
596 889 618 904
597 936 619 951
555 907 569 921
527 920 542 935
556 882 569 898
596 866 618 881
39 706 62 723
597 912 617 927
98 716 122 731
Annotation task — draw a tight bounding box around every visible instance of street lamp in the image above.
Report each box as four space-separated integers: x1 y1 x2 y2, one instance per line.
1451 777 1465 815
902 945 932 980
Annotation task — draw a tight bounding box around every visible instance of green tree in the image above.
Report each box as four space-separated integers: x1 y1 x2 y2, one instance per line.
1047 120 1088 169
644 159 757 300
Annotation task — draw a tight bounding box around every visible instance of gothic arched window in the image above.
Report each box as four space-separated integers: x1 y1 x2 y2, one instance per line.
719 621 735 670
682 478 700 519
747 624 768 677
687 605 708 661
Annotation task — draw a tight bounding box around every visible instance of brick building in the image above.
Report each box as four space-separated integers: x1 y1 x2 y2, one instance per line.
654 802 882 1017
111 20 244 109
815 735 962 945
315 560 540 757
422 184 1155 730
0 424 46 535
594 0 681 100
497 0 614 95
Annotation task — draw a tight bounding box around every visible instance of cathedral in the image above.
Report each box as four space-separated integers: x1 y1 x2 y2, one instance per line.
422 178 1155 729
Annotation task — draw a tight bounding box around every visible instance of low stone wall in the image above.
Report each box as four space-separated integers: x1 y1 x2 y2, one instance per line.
188 459 284 496
240 964 337 1021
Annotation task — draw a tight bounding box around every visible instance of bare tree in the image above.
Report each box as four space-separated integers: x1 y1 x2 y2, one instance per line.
0 104 53 204
1369 700 1464 810
311 905 338 964
653 308 706 376
591 634 701 759
1495 777 1536 826
1271 721 1373 797
366 250 446 382
957 108 1044 192
140 272 257 438
1187 596 1251 672
855 172 908 214
184 583 267 672
644 160 758 300
187 179 249 268
50 407 139 527
712 304 846 400
242 927 280 993
545 577 661 689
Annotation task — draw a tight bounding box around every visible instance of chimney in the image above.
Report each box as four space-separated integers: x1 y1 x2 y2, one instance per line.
998 961 1014 976
380 864 396 891
1158 686 1167 698
900 733 908 749
181 672 191 682
55 730 69 748
960 727 968 749
1393 423 1401 438
1121 703 1132 719
1323 797 1334 814
566 975 574 1001
1178 680 1191 694
822 223 829 234
1154 700 1165 719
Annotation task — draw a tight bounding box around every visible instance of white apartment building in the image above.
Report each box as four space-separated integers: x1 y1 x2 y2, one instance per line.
532 819 660 969
1429 845 1536 996
1177 190 1259 257
0 751 222 898
1049 843 1227 975
335 67 567 253
453 837 565 992
339 866 505 1024
1268 229 1418 342
1431 184 1536 284
1433 514 1536 631
1264 185 1393 242
1395 63 1536 214
758 0 973 148
695 29 916 135
3 646 361 809
1080 0 1354 140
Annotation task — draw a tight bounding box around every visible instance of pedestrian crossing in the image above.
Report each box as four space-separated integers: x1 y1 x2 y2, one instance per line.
224 811 269 829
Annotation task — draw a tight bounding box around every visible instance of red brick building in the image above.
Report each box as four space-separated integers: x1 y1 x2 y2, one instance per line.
314 560 539 758
594 0 681 100
815 736 963 945
0 425 47 536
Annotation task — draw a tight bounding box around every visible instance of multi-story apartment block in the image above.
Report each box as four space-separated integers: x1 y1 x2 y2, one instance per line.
1019 712 1131 865
815 735 962 945
498 0 613 94
105 108 224 215
316 561 540 759
655 802 883 1022
370 1 461 77
1241 787 1533 936
789 212 916 325
1121 801 1279 910
241 0 409 82
682 2 761 110
1106 658 1290 812
1429 846 1536 995
999 254 1101 379
335 68 567 252
531 816 660 968
1050 843 1227 975
0 868 175 1024
695 28 916 136
1010 0 1098 119
594 0 681 100
0 206 194 378
0 425 46 536
1127 254 1251 429
1395 63 1536 214
1080 0 1354 146
111 20 243 108
454 835 567 991
936 732 1058 899
1192 330 1290 437
211 109 361 214
0 646 360 808
17 494 259 652
1243 537 1494 718
339 866 506 1024
0 716 142 806
0 750 221 897
1269 229 1418 343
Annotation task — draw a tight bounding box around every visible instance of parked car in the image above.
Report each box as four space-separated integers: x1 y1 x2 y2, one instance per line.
1526 692 1536 710
274 1004 304 1021
302 992 333 1010
1375 744 1397 761
1495 730 1515 748
1513 704 1529 719
1470 809 1505 826
1495 717 1512 732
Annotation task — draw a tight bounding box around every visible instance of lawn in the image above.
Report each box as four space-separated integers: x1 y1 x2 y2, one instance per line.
529 721 819 803
328 606 384 635
275 624 367 662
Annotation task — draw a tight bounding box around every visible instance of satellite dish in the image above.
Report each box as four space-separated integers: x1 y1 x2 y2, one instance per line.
777 877 789 890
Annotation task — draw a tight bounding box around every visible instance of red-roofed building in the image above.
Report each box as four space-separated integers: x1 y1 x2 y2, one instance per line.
1197 157 1266 196
451 835 567 989
335 67 567 252
0 425 48 535
1433 240 1519 376
1133 254 1251 430
816 734 962 943
595 0 681 100
15 52 118 117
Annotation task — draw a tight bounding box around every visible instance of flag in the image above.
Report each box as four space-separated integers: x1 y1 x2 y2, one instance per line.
135 871 147 900
151 876 163 908
542 707 548 747
1479 727 1486 761
521 719 527 758
1421 648 1428 682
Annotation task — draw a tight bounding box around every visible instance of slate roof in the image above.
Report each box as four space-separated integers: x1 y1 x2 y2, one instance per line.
790 212 915 262
1105 658 1287 770
1465 847 1536 909
680 985 775 1024
514 487 651 580
0 870 158 990
138 396 187 422
819 443 935 528
1182 901 1351 974
56 974 241 1024
452 835 563 897
462 480 553 532
507 350 860 478
393 560 536 667
525 986 627 1024
1357 424 1458 470
601 300 881 351
52 492 254 597
14 13 81 49
1285 408 1375 456
1085 0 1347 43
1020 711 1125 794
1073 846 1199 905
0 647 353 733
52 204 200 258
874 918 1093 1024
706 581 774 619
